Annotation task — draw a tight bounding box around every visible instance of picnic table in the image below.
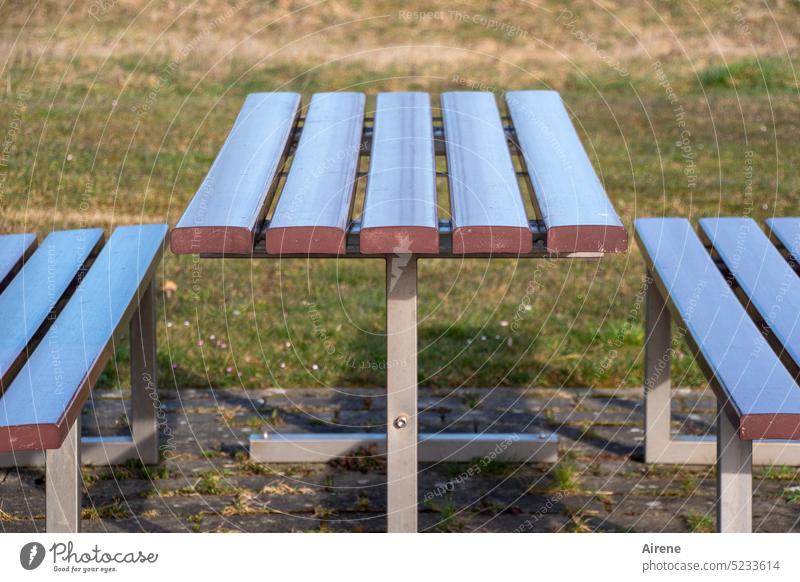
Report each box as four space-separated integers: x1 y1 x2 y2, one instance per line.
171 90 627 532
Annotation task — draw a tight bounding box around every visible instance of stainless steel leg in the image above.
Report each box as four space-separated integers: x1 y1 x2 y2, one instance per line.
716 402 752 533
386 255 418 533
46 417 82 533
644 272 672 463
131 279 159 464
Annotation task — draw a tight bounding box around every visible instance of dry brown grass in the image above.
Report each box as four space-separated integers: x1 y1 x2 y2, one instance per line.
2 0 798 91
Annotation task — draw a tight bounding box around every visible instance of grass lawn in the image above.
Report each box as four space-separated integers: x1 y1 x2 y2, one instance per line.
1 0 798 392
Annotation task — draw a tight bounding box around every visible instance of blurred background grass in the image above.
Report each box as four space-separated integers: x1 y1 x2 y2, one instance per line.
1 0 798 392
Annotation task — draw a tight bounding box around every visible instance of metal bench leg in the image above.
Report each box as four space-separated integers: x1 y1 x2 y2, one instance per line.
46 417 81 532
130 279 159 464
644 272 672 463
716 402 752 533
386 254 418 533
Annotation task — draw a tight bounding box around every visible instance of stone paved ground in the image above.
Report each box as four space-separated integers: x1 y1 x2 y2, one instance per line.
1 386 799 533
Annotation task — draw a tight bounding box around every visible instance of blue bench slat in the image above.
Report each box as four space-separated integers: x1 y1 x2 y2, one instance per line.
700 217 800 373
441 92 532 254
266 92 365 255
0 233 37 292
765 217 800 264
0 224 168 452
635 217 800 439
171 93 301 254
506 91 627 253
360 92 438 254
0 228 104 390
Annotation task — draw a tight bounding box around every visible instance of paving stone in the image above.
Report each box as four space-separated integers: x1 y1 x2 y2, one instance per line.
2 386 800 532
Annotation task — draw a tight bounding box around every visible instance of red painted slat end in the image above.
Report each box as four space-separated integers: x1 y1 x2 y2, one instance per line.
546 225 628 254
0 422 65 453
740 413 800 440
170 226 255 255
266 227 346 256
452 226 532 255
360 227 439 255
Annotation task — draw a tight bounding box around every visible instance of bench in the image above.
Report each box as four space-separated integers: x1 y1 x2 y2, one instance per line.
0 224 168 532
636 217 800 532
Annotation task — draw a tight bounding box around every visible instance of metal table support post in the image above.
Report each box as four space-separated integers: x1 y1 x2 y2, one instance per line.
386 254 418 532
644 271 672 463
248 253 560 532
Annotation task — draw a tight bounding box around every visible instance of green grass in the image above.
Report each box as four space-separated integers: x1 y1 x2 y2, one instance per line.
565 510 592 533
698 57 798 92
82 498 132 521
1 1 799 391
759 465 799 481
193 471 236 496
782 487 800 504
548 454 581 492
683 511 714 533
433 496 469 532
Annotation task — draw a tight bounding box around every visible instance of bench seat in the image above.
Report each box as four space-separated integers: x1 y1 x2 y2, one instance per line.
637 217 800 440
636 216 800 532
0 223 168 531
700 217 800 378
0 232 36 291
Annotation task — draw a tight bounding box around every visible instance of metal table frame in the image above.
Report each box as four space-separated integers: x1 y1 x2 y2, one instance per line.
205 225 603 532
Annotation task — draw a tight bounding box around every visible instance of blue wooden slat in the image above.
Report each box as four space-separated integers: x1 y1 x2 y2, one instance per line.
506 91 626 253
765 217 800 264
0 233 36 292
700 217 800 372
441 92 532 254
171 93 301 254
267 92 365 255
635 217 800 439
0 229 104 390
0 224 168 451
360 92 438 254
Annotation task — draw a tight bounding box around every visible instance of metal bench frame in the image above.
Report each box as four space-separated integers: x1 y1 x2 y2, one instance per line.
644 275 800 467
